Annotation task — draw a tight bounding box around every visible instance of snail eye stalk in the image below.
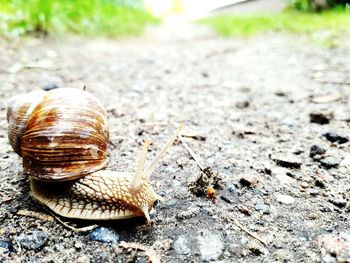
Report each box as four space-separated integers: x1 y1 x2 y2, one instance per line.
129 139 152 193
144 124 184 179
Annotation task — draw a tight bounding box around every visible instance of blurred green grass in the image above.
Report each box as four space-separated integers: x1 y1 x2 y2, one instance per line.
0 0 158 38
200 8 350 37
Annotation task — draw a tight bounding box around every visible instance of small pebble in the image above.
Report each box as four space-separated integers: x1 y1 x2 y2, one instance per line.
248 241 266 255
88 227 119 243
286 171 303 179
276 194 295 204
320 157 341 169
53 243 64 252
174 235 191 255
17 231 49 251
301 182 309 188
309 145 326 158
329 198 347 208
74 241 84 249
235 100 250 109
239 175 259 187
320 207 332 213
282 116 296 127
201 72 209 78
275 90 287 97
198 233 224 261
315 179 326 188
254 204 270 214
42 82 59 91
272 155 302 169
0 241 15 253
135 257 148 263
308 213 319 220
309 188 319 196
323 132 349 144
238 205 251 215
309 111 333 124
76 255 90 263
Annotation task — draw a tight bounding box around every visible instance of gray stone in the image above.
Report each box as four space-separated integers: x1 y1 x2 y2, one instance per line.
309 111 333 124
309 188 319 196
309 145 326 158
272 154 302 169
76 255 90 263
248 241 267 255
254 204 270 214
42 82 59 91
198 232 224 261
329 197 347 208
88 227 119 243
276 194 295 204
174 235 191 255
74 241 84 249
321 254 337 263
17 231 49 250
320 157 341 169
323 132 348 144
239 175 259 187
235 100 250 109
135 256 148 263
0 241 14 253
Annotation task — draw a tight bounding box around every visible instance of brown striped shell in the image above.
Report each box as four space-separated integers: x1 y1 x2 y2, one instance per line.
7 88 109 182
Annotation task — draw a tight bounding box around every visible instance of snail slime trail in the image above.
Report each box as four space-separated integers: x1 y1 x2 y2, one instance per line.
7 88 182 223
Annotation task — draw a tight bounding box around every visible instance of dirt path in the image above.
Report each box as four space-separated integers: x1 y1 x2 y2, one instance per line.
0 24 350 262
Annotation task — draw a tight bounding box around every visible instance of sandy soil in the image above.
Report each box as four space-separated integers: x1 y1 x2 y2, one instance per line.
0 24 350 262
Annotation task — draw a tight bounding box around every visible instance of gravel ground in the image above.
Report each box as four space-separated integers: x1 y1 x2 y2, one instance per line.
0 24 350 262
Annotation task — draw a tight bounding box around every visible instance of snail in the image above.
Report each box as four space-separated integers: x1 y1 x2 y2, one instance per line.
7 88 181 223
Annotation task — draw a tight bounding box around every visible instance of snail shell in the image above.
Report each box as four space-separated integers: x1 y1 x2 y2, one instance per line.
7 88 109 182
7 88 181 222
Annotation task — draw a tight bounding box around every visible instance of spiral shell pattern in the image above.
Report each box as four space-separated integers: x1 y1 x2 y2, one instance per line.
7 88 109 182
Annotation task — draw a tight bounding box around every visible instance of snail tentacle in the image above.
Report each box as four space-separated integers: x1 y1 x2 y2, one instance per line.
144 124 183 179
142 206 152 224
129 139 152 193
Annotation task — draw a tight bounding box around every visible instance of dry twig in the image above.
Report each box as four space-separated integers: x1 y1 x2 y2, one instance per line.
49 212 99 233
179 135 222 201
230 216 267 246
178 135 204 171
17 209 54 222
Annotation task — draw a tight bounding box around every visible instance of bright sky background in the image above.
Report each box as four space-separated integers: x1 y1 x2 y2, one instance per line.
145 0 242 19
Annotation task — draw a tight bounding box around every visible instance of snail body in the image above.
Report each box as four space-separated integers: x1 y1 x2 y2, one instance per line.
7 88 180 222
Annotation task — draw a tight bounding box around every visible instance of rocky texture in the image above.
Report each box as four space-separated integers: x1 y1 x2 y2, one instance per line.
0 26 350 262
16 231 49 251
309 145 326 158
271 155 302 169
323 132 349 144
320 156 341 169
198 232 224 261
275 194 295 204
309 110 334 124
88 227 119 243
